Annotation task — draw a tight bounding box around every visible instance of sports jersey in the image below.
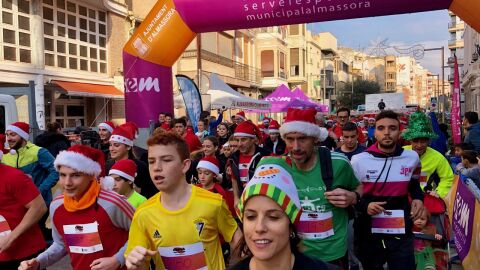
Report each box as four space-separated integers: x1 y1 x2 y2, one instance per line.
291 151 359 261
37 189 134 270
0 164 45 261
403 146 454 198
127 191 147 209
126 185 238 270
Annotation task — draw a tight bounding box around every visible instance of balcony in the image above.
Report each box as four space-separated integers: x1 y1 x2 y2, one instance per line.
448 21 465 32
448 75 454 82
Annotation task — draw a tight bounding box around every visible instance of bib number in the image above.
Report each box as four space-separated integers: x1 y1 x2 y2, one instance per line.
64 222 103 254
371 210 405 234
297 211 334 239
159 242 207 270
0 215 11 237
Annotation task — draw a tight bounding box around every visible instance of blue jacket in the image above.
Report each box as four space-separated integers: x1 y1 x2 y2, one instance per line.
2 142 59 206
465 123 480 153
428 112 448 155
208 113 223 136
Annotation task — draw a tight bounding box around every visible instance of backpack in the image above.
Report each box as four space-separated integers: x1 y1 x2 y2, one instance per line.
318 146 334 191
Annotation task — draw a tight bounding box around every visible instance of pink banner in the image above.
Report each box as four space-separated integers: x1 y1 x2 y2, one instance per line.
451 56 461 144
173 0 451 32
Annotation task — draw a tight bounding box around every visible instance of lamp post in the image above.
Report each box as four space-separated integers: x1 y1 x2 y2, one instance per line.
424 46 445 122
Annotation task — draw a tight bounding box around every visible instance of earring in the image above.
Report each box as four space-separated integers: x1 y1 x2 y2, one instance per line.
289 231 296 239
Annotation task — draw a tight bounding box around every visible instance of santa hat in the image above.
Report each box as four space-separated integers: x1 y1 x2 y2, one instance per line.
197 156 220 175
110 126 134 146
237 157 302 225
262 117 270 124
235 111 246 120
280 108 328 141
109 159 137 182
268 120 281 134
54 145 105 177
98 121 115 133
6 122 29 140
234 121 259 138
0 134 5 160
257 123 265 132
123 122 139 139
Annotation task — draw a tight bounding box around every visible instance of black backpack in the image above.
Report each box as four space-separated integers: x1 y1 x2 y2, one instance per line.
318 146 334 191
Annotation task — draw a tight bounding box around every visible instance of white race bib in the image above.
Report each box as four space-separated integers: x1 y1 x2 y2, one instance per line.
64 222 104 254
371 210 406 234
159 242 207 270
297 211 334 239
0 215 11 237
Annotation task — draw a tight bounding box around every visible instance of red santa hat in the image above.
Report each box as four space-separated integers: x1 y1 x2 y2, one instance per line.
234 121 259 138
123 122 139 139
235 111 246 120
98 121 115 133
262 117 270 124
6 122 29 140
197 156 220 175
268 120 281 134
109 159 137 182
257 123 265 132
54 145 105 177
110 126 134 146
280 108 328 141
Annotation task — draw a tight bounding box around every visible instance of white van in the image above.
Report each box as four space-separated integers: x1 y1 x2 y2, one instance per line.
0 94 19 134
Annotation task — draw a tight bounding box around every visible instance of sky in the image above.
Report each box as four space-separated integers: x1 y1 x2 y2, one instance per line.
307 10 451 76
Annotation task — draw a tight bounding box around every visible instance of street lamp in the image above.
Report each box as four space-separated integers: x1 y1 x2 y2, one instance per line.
424 46 445 122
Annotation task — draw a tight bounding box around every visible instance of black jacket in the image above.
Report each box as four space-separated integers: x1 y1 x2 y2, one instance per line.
34 132 71 157
229 251 338 270
263 137 286 155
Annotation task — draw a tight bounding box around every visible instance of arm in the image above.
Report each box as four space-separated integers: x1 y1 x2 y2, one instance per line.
435 157 455 198
125 212 157 270
210 113 223 129
37 209 68 268
37 148 59 193
325 159 363 208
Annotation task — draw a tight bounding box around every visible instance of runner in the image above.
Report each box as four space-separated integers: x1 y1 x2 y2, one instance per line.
279 108 361 269
95 121 116 160
402 111 454 198
330 108 366 147
263 120 286 156
109 159 147 208
335 122 366 160
173 117 203 153
125 132 241 270
231 157 334 270
351 110 425 270
19 145 134 270
0 142 47 269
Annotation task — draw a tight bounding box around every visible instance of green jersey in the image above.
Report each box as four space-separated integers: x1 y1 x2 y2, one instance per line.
291 151 359 261
127 191 147 209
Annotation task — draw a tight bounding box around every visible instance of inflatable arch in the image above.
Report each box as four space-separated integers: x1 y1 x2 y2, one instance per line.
123 0 480 127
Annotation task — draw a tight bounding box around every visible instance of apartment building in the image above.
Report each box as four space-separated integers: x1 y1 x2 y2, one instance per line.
448 12 465 86
385 55 397 93
0 0 133 131
462 24 480 112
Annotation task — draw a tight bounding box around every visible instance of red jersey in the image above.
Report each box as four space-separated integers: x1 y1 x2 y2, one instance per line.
184 131 203 153
331 124 367 144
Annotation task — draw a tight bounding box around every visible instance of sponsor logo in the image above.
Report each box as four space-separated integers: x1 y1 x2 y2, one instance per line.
153 230 161 239
75 225 83 232
308 213 318 219
124 77 161 93
173 247 186 254
400 166 412 176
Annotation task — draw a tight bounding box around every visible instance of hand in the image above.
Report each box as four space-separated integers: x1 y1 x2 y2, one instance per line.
18 258 39 270
125 246 157 270
0 234 14 253
427 190 439 198
410 199 424 220
434 234 443 240
226 166 232 177
367 202 387 216
90 256 120 270
324 188 356 208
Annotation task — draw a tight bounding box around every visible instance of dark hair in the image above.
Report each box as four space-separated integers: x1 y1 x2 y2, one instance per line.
158 112 166 117
165 112 173 118
465 111 478 124
147 131 190 161
455 143 474 151
203 136 219 147
216 123 230 137
461 150 478 164
342 122 358 133
336 107 350 116
375 110 399 125
173 118 187 127
47 122 62 133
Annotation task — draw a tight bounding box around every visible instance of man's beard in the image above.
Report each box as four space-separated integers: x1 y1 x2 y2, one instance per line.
378 140 396 150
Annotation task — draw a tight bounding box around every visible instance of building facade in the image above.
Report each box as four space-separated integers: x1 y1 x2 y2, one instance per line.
462 24 480 112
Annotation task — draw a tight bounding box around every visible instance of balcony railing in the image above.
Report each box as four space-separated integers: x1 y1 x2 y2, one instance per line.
183 49 261 85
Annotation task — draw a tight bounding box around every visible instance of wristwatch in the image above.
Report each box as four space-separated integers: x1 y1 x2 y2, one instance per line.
353 191 361 205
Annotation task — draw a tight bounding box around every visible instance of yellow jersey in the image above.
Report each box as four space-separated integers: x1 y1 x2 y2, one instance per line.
125 185 237 270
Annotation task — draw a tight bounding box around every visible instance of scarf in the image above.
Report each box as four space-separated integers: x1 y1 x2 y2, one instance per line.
63 180 100 212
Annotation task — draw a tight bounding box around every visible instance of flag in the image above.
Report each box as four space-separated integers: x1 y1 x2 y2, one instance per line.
176 75 203 133
451 55 461 144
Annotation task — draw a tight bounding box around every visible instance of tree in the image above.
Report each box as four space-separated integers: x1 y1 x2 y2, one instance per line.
336 79 381 110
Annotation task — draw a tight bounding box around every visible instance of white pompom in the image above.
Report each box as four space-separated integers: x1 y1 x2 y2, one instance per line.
9 149 17 155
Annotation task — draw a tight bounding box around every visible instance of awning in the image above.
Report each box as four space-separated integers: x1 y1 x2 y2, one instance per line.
51 80 124 99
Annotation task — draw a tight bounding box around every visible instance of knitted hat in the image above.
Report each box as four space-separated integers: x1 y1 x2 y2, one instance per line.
268 120 281 134
110 126 134 146
237 157 302 225
234 121 259 138
402 111 438 140
235 111 246 120
98 121 115 133
197 156 220 175
55 145 105 177
280 108 328 141
6 122 29 140
109 159 137 182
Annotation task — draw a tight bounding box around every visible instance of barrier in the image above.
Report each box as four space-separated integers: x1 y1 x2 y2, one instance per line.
123 0 480 127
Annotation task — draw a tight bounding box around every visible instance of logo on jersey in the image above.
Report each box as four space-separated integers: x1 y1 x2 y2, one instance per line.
173 247 186 254
153 230 162 239
194 219 206 236
400 166 412 176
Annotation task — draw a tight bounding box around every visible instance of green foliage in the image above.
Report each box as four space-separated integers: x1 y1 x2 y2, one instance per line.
337 79 381 110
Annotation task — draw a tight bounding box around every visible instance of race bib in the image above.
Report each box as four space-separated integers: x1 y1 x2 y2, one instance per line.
419 172 428 188
64 222 104 254
297 211 334 239
239 163 249 185
371 210 405 234
0 215 11 237
159 242 207 270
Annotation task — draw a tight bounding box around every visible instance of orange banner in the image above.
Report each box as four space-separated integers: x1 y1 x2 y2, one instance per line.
449 0 480 34
123 0 195 67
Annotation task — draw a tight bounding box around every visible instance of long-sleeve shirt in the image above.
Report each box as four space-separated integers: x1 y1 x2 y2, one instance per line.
208 113 223 136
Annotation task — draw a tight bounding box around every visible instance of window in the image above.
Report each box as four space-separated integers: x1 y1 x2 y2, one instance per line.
290 25 299 35
1 0 31 63
261 50 274 77
290 48 299 76
41 0 107 73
